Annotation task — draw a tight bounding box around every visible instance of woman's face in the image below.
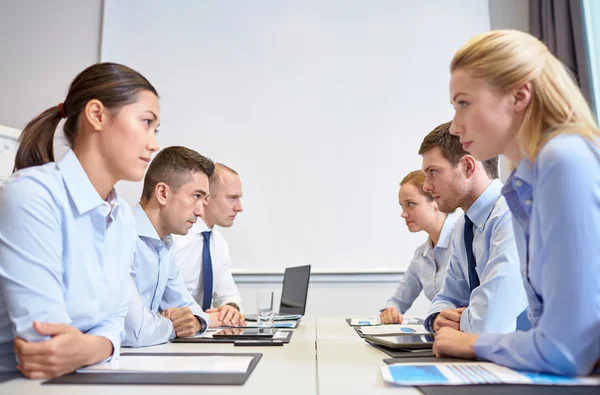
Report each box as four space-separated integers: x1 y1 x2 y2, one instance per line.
449 69 520 162
99 90 160 182
399 182 438 233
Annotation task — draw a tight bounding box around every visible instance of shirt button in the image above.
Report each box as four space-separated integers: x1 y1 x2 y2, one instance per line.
525 199 532 206
515 179 523 187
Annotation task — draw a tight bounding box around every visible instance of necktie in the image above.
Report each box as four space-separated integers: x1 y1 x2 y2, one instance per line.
463 214 480 291
201 231 213 311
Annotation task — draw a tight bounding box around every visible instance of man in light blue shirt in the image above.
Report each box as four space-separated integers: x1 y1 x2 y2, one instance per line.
124 146 216 347
419 123 527 334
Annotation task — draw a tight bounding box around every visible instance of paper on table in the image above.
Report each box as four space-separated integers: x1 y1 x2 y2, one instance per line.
350 317 422 326
358 324 431 336
381 362 600 386
350 317 381 326
77 355 254 374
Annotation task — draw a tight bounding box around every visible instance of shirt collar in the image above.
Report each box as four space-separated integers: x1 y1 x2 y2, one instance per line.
422 211 458 257
57 149 115 216
189 217 211 234
133 203 174 246
466 178 503 232
513 158 534 185
437 211 458 249
501 158 535 197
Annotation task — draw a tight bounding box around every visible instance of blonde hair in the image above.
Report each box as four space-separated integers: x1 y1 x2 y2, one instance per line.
451 29 599 162
400 170 433 201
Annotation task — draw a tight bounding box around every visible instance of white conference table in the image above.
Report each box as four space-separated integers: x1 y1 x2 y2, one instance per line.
315 317 420 395
0 317 413 394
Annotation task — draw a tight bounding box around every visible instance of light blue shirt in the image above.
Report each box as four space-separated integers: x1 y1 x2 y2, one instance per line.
475 135 600 376
0 150 133 372
384 212 459 313
124 204 209 347
425 179 528 334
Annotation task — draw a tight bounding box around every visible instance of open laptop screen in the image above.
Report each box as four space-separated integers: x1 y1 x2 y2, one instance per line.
278 265 311 315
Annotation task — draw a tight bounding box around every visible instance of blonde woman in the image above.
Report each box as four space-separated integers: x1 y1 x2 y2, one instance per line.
380 171 458 324
433 29 600 376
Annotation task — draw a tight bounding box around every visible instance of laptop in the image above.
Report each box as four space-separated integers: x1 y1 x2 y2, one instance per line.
245 265 311 321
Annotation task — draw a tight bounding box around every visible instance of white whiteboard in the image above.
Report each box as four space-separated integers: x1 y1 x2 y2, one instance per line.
0 125 20 185
102 0 490 273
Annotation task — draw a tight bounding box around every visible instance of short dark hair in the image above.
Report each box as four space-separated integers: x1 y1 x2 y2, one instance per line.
141 146 215 201
418 122 498 179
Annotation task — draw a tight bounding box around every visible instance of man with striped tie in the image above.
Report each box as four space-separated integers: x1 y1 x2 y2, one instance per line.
175 163 245 326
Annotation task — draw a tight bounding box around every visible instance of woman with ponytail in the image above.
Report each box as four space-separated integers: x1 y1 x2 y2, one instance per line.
0 62 160 378
432 30 600 376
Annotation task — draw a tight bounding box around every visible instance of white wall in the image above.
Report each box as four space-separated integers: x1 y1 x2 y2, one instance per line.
488 0 530 180
0 1 530 318
0 0 103 156
102 0 491 275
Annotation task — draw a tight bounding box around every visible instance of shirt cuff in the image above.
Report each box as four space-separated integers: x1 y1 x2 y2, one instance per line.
424 313 440 332
88 332 121 363
195 315 209 334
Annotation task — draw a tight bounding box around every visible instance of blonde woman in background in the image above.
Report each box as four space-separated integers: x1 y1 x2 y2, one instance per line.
433 29 600 376
380 170 458 324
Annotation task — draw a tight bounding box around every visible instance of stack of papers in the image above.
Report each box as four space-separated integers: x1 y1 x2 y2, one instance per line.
78 355 254 374
358 324 431 336
381 362 600 386
350 317 422 326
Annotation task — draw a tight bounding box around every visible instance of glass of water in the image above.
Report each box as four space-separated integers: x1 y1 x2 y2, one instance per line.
257 291 274 328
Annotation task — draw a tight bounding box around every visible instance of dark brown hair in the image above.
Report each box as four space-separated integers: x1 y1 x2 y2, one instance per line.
418 122 498 179
141 146 215 202
14 62 158 171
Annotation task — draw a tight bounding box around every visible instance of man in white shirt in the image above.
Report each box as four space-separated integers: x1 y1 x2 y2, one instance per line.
175 163 245 325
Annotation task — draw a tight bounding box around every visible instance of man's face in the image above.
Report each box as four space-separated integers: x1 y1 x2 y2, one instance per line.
205 172 243 228
163 171 209 235
421 146 467 213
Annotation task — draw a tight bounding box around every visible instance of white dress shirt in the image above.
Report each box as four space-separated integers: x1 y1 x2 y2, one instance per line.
384 211 459 313
174 218 243 311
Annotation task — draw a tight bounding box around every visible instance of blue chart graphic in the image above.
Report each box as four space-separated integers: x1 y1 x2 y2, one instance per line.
400 328 416 333
389 366 449 384
520 371 583 384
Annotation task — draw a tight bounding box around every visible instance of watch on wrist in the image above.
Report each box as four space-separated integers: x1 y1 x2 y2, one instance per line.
196 316 207 332
225 302 240 311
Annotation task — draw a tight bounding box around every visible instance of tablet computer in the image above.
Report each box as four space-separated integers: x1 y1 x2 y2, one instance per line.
364 334 434 350
212 327 277 339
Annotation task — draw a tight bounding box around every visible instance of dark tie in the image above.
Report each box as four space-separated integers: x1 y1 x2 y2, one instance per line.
463 214 480 292
201 231 213 311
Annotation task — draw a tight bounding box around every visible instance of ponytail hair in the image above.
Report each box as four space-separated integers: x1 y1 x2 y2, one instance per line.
14 62 157 171
14 106 64 171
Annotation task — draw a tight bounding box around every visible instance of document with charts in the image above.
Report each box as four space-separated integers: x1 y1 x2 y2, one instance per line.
358 324 431 336
381 362 600 386
350 317 422 326
78 355 254 374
